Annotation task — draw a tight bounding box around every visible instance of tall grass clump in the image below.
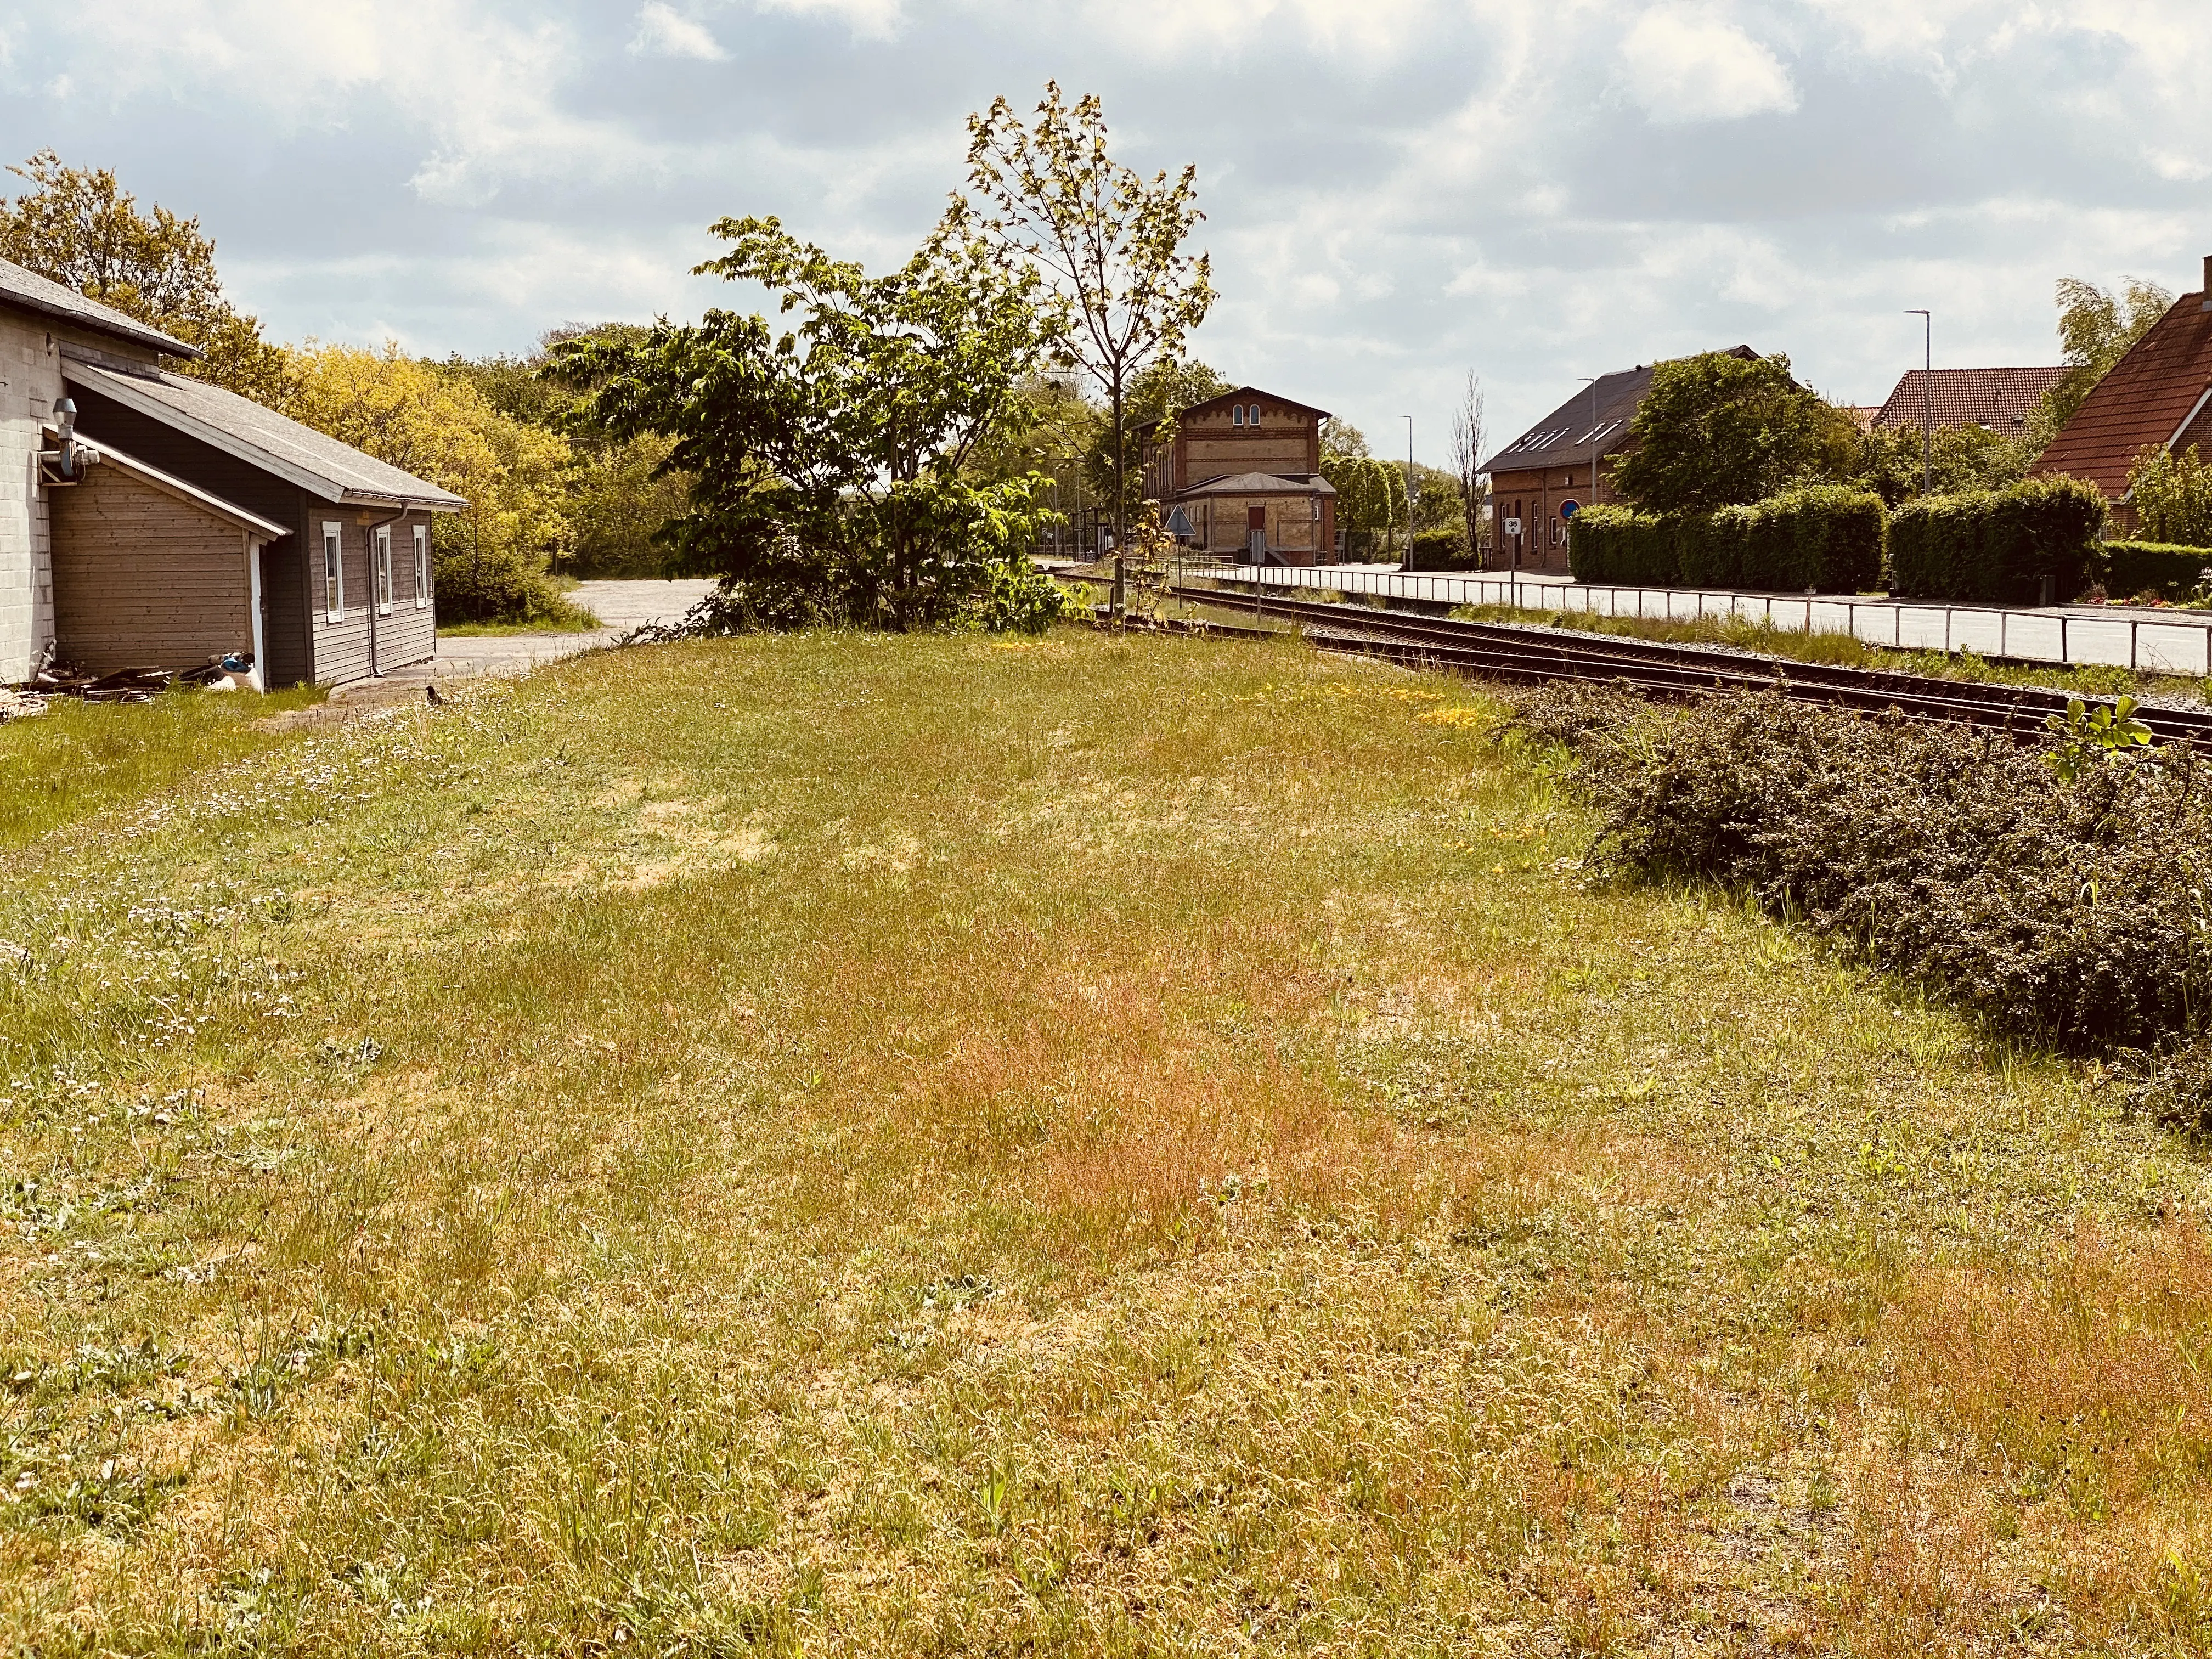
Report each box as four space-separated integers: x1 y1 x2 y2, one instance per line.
1522 687 2212 1116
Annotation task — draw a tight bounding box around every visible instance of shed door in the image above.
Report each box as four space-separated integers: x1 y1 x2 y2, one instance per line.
1247 505 1266 532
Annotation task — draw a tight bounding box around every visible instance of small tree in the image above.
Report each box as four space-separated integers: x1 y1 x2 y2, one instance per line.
2127 444 2212 548
1447 371 1488 567
0 149 291 404
554 216 1062 630
958 83 1215 557
1611 351 1841 512
1319 421 1408 558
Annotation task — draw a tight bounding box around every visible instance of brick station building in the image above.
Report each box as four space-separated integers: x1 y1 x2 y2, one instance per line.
1481 348 1758 572
1137 387 1338 565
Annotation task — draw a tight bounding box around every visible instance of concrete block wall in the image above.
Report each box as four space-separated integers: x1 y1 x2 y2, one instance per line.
0 311 66 684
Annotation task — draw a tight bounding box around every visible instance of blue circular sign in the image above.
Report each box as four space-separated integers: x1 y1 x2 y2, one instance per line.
1559 499 1581 520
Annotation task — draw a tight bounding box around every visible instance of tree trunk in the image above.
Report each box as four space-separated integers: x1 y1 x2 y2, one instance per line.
1110 381 1126 560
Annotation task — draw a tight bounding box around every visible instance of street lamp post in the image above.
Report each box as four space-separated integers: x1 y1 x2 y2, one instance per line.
1402 415 1415 562
1904 309 1932 498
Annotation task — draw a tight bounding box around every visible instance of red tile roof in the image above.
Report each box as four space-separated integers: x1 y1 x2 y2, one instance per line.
2033 291 2212 498
1872 366 2064 432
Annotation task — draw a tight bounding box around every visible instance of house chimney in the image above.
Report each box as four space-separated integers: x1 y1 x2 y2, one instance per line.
2203 253 2211 310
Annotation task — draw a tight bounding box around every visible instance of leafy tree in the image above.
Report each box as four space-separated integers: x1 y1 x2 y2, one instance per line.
1320 420 1407 555
2035 276 2174 444
958 83 1215 555
1852 420 2032 506
2126 444 2212 548
0 150 291 403
1611 352 1843 512
441 326 690 578
552 216 1062 630
288 343 582 624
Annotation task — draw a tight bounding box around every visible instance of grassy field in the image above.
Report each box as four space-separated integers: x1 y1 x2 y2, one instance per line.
4 631 2211 1655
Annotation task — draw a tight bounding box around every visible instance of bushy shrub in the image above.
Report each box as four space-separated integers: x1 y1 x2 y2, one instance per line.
1403 526 1475 571
1525 686 2212 1064
1887 476 2107 602
2126 443 2212 548
2099 540 2212 602
1567 506 1683 584
1570 487 1885 592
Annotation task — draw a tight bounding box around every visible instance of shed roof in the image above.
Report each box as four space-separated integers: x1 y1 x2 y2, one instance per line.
2033 291 2212 499
1481 347 1760 475
1872 366 2064 432
0 256 198 358
1175 470 1335 496
65 355 467 510
58 433 292 539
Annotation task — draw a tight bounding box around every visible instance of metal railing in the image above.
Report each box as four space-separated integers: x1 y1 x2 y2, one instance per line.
1179 562 2212 676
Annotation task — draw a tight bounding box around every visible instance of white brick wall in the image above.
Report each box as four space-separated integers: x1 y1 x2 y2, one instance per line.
0 312 162 683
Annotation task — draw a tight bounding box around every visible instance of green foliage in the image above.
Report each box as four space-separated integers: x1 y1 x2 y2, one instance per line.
2099 541 2212 603
2044 695 2153 784
0 149 291 403
1568 487 1884 592
2037 276 2174 442
1403 526 1474 571
555 217 1058 630
1610 352 1850 512
1886 476 2107 602
1319 423 1406 554
2125 444 2212 549
959 82 1215 546
1531 686 2212 1062
973 560 1080 635
1853 421 2035 506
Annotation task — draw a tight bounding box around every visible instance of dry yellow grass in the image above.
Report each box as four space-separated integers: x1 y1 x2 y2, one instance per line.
2 629 2209 1655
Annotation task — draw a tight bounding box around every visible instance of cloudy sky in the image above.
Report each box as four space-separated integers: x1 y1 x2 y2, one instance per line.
1 0 2206 461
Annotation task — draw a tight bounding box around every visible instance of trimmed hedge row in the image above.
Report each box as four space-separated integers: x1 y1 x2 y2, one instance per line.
2100 540 2212 602
1402 526 1477 571
1887 476 2106 603
1567 486 1886 592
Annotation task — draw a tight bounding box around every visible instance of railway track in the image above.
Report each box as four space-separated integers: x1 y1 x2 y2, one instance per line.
1158 580 2212 745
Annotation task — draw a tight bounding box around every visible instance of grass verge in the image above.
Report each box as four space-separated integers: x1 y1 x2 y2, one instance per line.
4 630 2211 1654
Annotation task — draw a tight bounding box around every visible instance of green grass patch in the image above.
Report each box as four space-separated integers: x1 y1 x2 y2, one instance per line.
0 684 324 851
2 630 2208 1652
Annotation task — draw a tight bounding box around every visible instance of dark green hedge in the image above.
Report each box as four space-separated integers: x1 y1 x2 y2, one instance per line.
2100 541 2212 602
1567 487 1885 592
1402 527 1476 571
1886 477 2106 603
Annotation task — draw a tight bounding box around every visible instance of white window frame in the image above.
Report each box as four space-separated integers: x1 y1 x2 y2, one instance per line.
375 526 394 617
413 523 430 608
321 522 345 622
1231 404 1244 426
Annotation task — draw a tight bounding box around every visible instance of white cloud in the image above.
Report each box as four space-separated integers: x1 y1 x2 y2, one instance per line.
1616 8 1799 123
754 0 904 42
629 2 727 60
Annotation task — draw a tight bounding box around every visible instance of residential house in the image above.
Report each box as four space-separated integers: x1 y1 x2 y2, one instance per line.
1871 366 2063 435
1137 387 1338 565
1480 348 1758 573
2033 255 2212 533
1 255 464 687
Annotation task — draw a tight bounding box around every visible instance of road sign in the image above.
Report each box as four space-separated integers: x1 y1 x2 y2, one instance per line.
1166 506 1193 540
1504 517 1522 536
1560 499 1581 519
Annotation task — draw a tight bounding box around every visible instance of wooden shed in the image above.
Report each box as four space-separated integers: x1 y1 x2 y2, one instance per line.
0 253 465 689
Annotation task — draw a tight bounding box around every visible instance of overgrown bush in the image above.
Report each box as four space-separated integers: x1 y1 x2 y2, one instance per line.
1520 687 2212 1077
1570 487 1884 591
1403 525 1475 571
1886 476 2107 602
2126 444 2212 549
2100 540 2212 602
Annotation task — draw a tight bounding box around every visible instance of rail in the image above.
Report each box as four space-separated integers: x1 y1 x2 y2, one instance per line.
1177 562 2212 677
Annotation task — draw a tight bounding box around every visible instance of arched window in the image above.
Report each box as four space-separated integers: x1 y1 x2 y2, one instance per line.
1232 405 1245 426
1248 404 1262 425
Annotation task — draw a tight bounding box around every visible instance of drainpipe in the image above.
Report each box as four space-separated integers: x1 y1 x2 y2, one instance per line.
358 501 408 677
